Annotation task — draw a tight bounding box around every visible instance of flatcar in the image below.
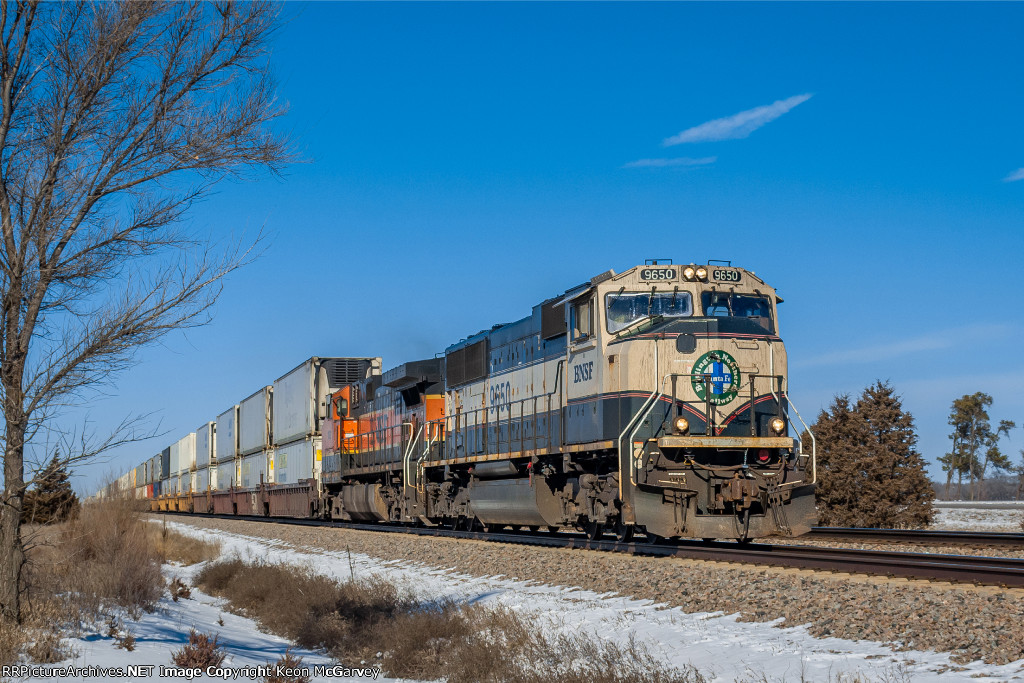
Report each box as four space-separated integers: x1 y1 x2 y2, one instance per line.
111 260 817 541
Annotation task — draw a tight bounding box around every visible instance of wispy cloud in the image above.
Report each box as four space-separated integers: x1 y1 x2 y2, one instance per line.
622 156 717 169
663 93 813 146
1004 168 1024 182
794 324 1014 368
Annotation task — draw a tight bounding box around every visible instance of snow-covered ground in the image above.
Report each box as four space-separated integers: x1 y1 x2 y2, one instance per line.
78 520 1018 683
931 502 1024 532
18 557 388 682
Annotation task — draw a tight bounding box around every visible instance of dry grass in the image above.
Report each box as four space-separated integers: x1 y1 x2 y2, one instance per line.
149 519 220 565
195 558 706 683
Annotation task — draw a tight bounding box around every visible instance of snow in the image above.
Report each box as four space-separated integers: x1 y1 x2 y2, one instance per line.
931 502 1024 532
16 556 388 682
139 521 1024 683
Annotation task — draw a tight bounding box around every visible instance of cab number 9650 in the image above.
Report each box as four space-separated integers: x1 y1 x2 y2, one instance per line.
712 269 741 282
640 268 676 281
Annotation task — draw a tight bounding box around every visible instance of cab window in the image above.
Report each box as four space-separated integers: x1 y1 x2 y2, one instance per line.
605 291 693 333
334 396 349 418
571 298 593 341
701 292 774 333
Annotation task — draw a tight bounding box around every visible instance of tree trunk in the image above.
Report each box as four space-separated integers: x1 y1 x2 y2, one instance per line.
0 427 25 623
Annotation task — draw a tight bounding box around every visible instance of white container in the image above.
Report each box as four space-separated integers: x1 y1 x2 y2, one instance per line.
273 358 333 447
172 436 193 473
216 459 235 489
210 465 218 491
240 451 268 488
239 387 272 456
273 437 321 485
179 472 191 494
196 422 216 468
169 441 180 476
195 467 210 493
216 405 239 461
166 476 178 495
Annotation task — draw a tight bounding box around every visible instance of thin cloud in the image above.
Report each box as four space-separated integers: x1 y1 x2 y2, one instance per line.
1004 168 1024 182
663 93 813 146
795 324 1013 368
622 156 717 169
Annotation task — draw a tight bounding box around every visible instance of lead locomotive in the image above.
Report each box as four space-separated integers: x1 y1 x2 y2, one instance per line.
318 260 817 541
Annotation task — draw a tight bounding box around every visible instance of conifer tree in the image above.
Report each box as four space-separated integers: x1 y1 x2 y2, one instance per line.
22 455 80 526
812 381 934 528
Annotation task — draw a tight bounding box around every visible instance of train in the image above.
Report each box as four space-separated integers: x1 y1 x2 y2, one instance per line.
100 260 817 541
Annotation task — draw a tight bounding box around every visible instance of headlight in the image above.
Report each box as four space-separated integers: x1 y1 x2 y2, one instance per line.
770 417 786 435
682 266 696 281
695 266 708 280
673 417 689 434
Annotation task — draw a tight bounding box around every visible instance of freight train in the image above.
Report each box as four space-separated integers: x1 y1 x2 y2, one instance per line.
102 260 817 541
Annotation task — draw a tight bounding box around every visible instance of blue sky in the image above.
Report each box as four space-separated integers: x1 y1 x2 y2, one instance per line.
72 2 1023 492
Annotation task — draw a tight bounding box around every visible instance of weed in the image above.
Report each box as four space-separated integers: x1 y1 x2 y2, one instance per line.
169 577 191 602
264 649 311 683
171 629 226 668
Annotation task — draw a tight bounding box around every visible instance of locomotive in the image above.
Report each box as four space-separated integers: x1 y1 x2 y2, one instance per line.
114 260 817 541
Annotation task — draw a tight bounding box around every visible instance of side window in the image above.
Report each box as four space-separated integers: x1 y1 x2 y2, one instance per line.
572 298 593 341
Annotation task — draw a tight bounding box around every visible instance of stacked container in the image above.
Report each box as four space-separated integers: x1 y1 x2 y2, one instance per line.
195 421 215 494
271 358 359 485
239 386 273 487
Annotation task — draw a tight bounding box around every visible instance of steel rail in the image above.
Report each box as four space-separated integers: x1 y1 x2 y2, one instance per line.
156 512 1024 588
809 527 1024 548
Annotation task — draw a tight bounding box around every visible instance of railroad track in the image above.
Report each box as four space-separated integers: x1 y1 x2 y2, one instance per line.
158 512 1024 589
809 527 1024 548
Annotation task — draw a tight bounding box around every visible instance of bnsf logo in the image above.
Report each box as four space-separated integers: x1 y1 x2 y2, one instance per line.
573 361 594 384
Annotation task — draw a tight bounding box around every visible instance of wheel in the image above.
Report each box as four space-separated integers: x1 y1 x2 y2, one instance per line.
545 526 561 535
613 518 634 543
584 519 604 541
528 525 540 533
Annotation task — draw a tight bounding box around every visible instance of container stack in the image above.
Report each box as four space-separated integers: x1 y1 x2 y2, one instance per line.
216 405 239 489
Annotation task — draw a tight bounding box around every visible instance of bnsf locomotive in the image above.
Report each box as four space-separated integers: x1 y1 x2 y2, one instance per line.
112 260 816 541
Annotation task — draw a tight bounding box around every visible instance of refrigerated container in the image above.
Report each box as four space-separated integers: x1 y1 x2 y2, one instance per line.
216 405 239 461
196 421 215 468
239 451 268 488
216 459 235 489
195 467 209 493
272 436 321 485
239 387 272 456
175 432 196 473
209 464 218 491
273 357 381 448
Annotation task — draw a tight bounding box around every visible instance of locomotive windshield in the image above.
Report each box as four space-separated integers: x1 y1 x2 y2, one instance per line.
605 291 693 333
701 292 774 333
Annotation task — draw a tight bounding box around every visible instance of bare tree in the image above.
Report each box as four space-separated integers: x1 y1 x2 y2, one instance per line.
0 1 291 623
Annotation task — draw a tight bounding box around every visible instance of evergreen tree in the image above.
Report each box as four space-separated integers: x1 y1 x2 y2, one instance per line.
22 455 80 525
939 393 1015 500
812 381 934 528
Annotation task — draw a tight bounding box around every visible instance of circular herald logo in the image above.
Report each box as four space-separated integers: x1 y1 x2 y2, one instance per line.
691 350 741 405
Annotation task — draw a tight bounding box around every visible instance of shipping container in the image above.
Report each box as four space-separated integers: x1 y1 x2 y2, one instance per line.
210 464 218 491
216 405 239 461
196 421 216 468
178 472 191 494
239 387 273 456
174 432 197 474
273 436 321 485
161 448 171 481
195 466 210 493
240 451 268 488
215 459 235 489
153 480 162 498
273 357 380 448
165 476 178 496
170 441 180 476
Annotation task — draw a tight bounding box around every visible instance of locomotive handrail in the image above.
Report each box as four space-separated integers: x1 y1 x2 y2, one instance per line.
447 360 564 460
619 371 815 500
402 423 422 495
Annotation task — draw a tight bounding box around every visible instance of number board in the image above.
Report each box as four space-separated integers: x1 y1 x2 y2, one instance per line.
639 268 676 281
712 269 741 283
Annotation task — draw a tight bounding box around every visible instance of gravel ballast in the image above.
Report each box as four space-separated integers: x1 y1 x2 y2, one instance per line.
160 515 1024 667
